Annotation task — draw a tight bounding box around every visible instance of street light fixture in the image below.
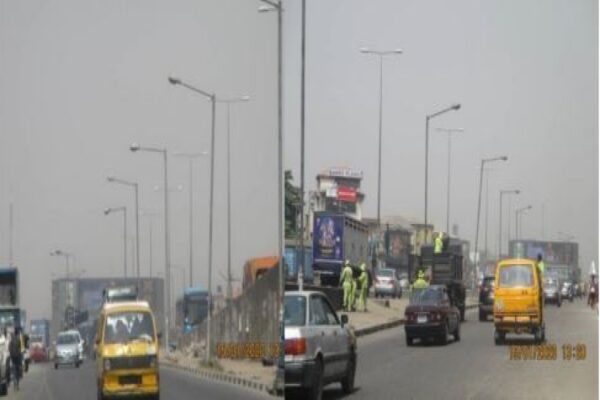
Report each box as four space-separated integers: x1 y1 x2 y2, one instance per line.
515 205 533 240
168 76 217 362
498 190 520 259
107 176 140 282
473 155 507 284
104 206 127 278
50 250 72 280
435 127 464 234
424 104 461 230
129 143 171 351
360 47 403 228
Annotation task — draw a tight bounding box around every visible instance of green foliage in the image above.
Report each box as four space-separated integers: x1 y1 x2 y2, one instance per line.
285 170 301 239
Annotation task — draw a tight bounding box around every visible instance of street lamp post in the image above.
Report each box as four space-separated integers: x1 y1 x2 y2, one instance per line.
104 206 128 278
498 190 520 259
424 104 461 231
515 205 532 240
474 156 507 285
217 96 249 303
435 128 463 234
174 152 209 289
107 176 140 282
258 0 284 308
50 250 72 280
168 77 216 362
360 47 403 227
130 143 171 351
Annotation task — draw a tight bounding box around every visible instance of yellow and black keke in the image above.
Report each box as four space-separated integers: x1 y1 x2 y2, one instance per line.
493 258 545 345
96 300 160 400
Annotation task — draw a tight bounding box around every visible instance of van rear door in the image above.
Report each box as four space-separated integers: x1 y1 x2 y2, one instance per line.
495 263 539 314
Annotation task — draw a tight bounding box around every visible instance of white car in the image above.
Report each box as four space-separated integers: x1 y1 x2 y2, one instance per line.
284 291 357 400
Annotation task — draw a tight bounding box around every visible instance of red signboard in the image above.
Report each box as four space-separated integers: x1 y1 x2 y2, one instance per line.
337 186 357 203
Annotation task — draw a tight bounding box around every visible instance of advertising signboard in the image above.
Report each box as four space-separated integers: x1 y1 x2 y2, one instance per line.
313 214 344 263
385 229 411 267
337 186 357 203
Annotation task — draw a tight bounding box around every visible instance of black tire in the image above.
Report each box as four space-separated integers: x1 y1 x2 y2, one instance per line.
454 322 461 342
406 335 413 346
340 352 356 394
305 358 323 400
557 300 562 308
54 363 58 370
97 387 104 400
460 306 465 322
0 382 7 396
479 310 485 321
76 361 80 368
439 321 449 345
494 330 504 345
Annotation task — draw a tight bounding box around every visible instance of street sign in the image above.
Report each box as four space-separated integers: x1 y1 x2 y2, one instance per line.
337 186 357 203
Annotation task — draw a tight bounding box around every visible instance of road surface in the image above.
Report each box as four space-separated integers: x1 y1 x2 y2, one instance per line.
6 359 274 399
324 299 598 400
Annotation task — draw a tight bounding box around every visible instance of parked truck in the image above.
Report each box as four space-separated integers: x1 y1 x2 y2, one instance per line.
0 267 20 395
411 243 467 321
312 212 369 286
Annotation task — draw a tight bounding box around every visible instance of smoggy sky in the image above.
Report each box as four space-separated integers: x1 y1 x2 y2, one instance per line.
282 0 598 270
0 0 278 319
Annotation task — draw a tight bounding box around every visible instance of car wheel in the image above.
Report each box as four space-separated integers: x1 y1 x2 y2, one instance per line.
97 387 105 400
0 381 7 396
454 322 461 342
341 352 356 394
494 329 504 345
406 335 413 346
306 358 323 400
439 321 449 345
460 306 465 322
479 309 485 321
54 363 58 370
557 300 562 308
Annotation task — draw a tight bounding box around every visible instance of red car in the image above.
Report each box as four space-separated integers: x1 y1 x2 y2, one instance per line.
29 343 47 363
404 285 461 346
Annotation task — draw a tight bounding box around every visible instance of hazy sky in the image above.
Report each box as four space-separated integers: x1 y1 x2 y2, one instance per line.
282 0 598 270
0 0 278 319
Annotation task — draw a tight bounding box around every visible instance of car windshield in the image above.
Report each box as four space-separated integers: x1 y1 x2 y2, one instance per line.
103 311 155 344
410 288 444 305
545 279 558 289
377 270 394 278
284 295 306 327
498 265 534 288
57 333 79 345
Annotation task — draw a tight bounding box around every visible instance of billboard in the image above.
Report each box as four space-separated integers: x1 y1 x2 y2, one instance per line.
385 229 411 267
509 240 578 267
313 214 344 263
337 186 357 203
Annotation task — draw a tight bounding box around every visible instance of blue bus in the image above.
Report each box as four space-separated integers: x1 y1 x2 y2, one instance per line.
176 287 209 334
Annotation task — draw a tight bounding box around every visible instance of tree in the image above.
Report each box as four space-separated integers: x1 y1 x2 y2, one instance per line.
285 170 301 239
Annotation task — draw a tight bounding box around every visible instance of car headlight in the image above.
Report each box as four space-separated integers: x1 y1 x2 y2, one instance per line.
104 359 111 371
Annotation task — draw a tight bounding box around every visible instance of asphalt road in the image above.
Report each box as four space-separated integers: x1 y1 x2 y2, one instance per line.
323 299 598 400
5 359 274 400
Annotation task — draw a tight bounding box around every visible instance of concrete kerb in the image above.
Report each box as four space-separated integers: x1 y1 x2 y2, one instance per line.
161 358 279 397
353 303 479 338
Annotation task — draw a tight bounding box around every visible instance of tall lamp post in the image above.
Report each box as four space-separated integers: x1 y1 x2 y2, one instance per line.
167 77 216 362
515 205 532 240
107 176 140 281
424 104 461 231
129 143 171 351
474 156 507 285
258 0 284 307
50 250 72 280
217 95 249 302
174 152 209 289
359 47 403 227
498 190 519 259
104 206 128 278
435 128 463 234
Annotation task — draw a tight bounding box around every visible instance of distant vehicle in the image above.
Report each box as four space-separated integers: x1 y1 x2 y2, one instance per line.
493 259 545 344
560 281 574 302
284 291 356 400
175 286 209 334
374 268 401 298
479 276 495 321
54 330 82 369
243 256 279 290
30 319 50 350
544 278 562 306
95 300 160 400
398 272 410 292
312 212 368 287
404 285 461 346
29 340 47 363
